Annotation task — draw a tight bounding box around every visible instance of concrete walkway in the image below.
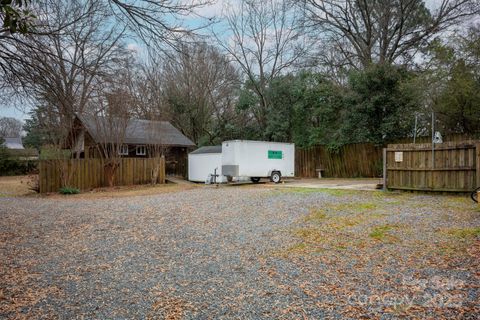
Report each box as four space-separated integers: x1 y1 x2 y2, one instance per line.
167 176 382 191
165 176 197 185
279 178 382 191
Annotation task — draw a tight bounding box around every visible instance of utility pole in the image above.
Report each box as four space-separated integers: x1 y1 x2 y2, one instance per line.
413 114 418 144
431 112 435 168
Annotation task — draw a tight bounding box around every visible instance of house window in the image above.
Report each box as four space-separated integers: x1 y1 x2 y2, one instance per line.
136 145 146 156
119 145 129 155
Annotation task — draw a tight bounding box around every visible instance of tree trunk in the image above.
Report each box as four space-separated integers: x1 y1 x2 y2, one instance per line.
104 162 118 187
150 155 164 185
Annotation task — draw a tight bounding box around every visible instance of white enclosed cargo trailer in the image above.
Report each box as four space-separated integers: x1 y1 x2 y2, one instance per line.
221 140 295 183
188 146 226 183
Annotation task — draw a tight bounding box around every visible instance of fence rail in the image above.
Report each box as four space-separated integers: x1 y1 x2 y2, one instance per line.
385 141 480 192
39 157 165 193
295 143 383 178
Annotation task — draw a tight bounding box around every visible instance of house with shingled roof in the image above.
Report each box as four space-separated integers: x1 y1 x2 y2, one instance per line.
71 114 195 176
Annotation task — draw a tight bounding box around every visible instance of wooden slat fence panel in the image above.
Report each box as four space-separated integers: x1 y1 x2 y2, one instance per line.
295 143 383 178
386 141 479 192
39 157 165 193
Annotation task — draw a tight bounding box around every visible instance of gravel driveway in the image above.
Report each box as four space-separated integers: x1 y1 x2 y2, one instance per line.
1 186 479 319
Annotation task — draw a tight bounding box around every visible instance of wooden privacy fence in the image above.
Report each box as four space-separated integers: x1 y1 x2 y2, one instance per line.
295 143 383 178
39 157 165 193
385 141 480 192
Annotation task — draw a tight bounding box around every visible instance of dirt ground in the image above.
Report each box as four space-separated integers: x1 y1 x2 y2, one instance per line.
0 175 199 199
1 183 479 319
0 175 36 197
0 175 380 198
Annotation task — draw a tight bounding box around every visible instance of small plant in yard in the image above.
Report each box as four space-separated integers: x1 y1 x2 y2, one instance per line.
447 227 480 239
369 225 398 242
59 187 80 195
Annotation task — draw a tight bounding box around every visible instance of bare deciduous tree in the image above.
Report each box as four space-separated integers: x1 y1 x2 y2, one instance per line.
0 117 23 137
91 89 132 187
125 58 167 120
1 0 214 79
106 0 214 53
7 0 126 114
161 43 240 144
302 0 480 68
4 0 129 164
216 0 305 128
144 121 167 185
33 103 77 188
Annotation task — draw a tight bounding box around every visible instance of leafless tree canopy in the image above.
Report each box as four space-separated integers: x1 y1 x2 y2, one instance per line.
0 0 213 73
0 117 23 137
4 0 129 146
161 43 240 144
302 0 480 68
125 59 166 121
216 0 306 126
107 0 214 53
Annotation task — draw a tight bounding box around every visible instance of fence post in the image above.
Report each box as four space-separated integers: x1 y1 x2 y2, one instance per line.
161 155 165 184
383 148 387 190
476 143 480 188
39 160 44 193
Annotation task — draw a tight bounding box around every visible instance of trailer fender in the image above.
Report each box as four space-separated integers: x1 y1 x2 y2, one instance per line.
267 170 281 177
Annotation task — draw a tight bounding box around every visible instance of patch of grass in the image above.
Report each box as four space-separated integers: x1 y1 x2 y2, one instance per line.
316 188 351 196
369 225 399 242
275 187 319 194
329 202 377 212
305 201 378 216
447 227 480 239
303 203 386 231
284 198 399 256
277 187 350 196
294 228 323 242
369 225 392 239
324 216 363 229
286 242 308 253
443 195 472 204
355 202 377 210
305 209 327 222
286 227 367 254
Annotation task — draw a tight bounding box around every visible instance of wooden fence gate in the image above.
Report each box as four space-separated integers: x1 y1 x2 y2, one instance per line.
384 141 480 192
39 157 165 193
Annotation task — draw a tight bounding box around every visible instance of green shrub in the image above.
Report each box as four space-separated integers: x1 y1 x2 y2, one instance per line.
0 150 37 176
59 187 80 195
0 159 37 176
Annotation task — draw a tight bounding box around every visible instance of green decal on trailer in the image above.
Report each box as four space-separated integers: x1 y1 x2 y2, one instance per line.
268 150 283 159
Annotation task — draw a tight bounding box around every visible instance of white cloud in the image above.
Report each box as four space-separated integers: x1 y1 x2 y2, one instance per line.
194 0 226 18
127 43 141 54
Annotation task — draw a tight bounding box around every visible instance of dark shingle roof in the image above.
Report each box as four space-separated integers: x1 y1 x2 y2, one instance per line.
190 146 222 154
78 114 195 147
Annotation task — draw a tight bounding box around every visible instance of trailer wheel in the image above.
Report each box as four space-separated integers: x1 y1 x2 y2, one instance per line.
251 177 261 183
270 171 281 183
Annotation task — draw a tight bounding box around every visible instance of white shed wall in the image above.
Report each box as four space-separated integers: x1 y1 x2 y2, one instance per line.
188 153 225 182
